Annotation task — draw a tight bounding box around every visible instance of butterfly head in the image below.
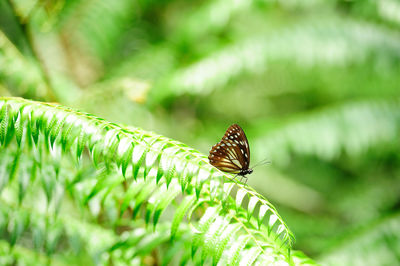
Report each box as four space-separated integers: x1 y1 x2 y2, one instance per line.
239 168 253 176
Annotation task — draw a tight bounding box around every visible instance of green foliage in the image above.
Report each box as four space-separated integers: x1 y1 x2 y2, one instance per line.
320 213 400 265
254 100 400 164
1 0 400 264
0 97 309 265
0 32 49 100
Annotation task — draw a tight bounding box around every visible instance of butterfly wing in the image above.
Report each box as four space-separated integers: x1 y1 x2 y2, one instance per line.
208 124 250 173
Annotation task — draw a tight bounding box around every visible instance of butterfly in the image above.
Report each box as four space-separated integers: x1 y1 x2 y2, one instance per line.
208 124 253 181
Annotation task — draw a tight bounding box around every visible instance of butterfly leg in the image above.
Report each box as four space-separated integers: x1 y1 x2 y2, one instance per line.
231 174 239 181
239 175 248 185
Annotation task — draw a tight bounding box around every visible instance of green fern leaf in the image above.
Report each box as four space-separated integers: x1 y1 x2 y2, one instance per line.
9 212 28 246
60 120 75 153
214 223 241 265
152 183 180 228
247 196 259 222
131 144 146 180
91 142 104 167
131 181 157 218
0 103 9 146
117 138 134 178
119 180 147 217
14 111 24 146
45 221 63 256
49 114 66 149
17 163 31 204
76 128 87 160
227 235 251 266
32 218 46 251
44 113 58 146
104 129 120 166
192 206 220 258
83 168 114 205
171 194 196 240
240 246 262 265
202 216 229 265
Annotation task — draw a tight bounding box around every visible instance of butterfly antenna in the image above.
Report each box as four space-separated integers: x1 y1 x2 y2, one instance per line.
251 158 271 169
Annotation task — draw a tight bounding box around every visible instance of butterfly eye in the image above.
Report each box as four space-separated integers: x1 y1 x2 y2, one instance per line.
208 124 251 178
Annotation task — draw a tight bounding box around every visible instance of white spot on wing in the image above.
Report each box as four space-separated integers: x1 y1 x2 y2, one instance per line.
232 159 241 167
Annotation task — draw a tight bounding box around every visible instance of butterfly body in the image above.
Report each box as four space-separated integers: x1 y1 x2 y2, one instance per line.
208 124 252 180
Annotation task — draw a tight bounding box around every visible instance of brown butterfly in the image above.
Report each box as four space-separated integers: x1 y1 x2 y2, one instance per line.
208 124 253 180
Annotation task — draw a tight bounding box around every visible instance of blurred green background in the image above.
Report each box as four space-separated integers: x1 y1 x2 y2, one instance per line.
1 0 400 264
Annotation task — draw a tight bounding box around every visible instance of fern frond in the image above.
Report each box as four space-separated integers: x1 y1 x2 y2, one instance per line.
0 97 305 264
150 18 400 103
253 100 400 164
56 0 135 62
0 32 49 99
173 0 252 42
320 212 400 265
